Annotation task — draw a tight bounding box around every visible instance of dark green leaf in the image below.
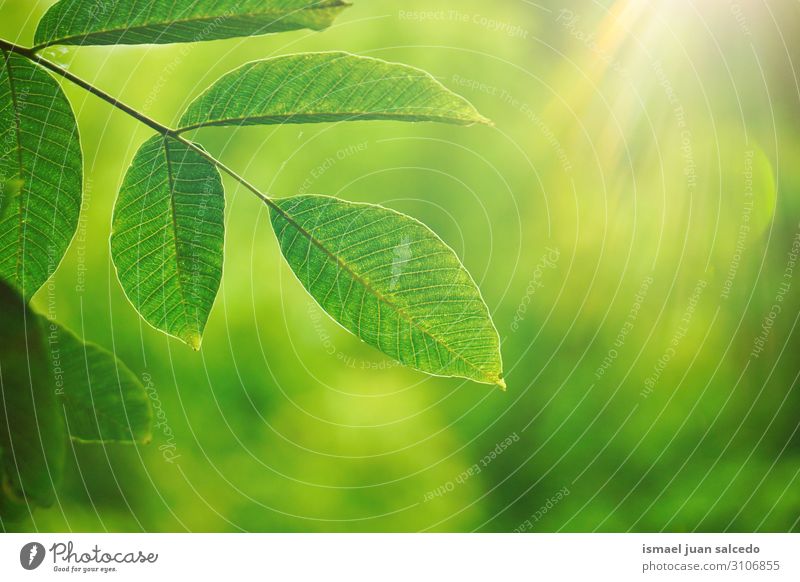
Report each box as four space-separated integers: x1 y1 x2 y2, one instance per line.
0 279 65 507
270 195 504 387
49 322 152 444
0 50 82 300
111 135 225 349
0 445 30 521
34 0 350 48
178 52 490 131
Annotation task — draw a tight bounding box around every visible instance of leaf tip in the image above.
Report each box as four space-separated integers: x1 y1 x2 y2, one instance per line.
332 0 353 12
479 115 495 127
309 0 352 30
185 333 203 351
495 377 507 391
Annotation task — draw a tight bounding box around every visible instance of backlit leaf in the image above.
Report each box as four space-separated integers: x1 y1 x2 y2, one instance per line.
0 50 82 300
178 52 490 131
270 195 504 387
111 135 224 349
34 0 350 48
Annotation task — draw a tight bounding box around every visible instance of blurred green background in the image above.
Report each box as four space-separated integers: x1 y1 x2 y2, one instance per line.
1 0 799 532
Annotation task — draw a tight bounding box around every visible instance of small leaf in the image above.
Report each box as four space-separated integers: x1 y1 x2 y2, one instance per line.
178 52 490 132
111 135 224 349
0 50 82 300
270 195 504 387
48 322 152 444
0 279 65 507
34 0 350 48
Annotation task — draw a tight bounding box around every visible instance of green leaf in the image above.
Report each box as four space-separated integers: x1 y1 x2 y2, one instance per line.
48 322 152 444
34 0 350 48
0 279 65 508
0 50 82 300
178 52 490 132
269 195 504 387
111 135 225 349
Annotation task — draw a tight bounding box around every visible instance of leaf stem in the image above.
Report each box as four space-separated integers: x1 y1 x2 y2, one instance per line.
0 38 277 209
0 38 385 299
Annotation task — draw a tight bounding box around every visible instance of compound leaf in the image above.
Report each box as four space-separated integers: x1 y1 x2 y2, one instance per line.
269 195 504 387
178 52 490 131
111 135 224 349
0 50 82 300
49 322 152 444
0 280 65 508
34 0 350 48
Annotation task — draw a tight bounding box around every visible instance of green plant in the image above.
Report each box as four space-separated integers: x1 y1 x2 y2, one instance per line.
0 0 503 517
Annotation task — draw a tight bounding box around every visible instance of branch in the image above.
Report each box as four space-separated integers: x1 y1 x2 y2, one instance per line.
0 38 276 210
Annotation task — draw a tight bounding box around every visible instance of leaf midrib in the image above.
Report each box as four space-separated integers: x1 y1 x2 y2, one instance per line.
161 136 199 342
177 111 478 133
277 202 495 383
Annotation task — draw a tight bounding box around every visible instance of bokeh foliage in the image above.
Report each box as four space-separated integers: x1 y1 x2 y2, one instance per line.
1 0 798 532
